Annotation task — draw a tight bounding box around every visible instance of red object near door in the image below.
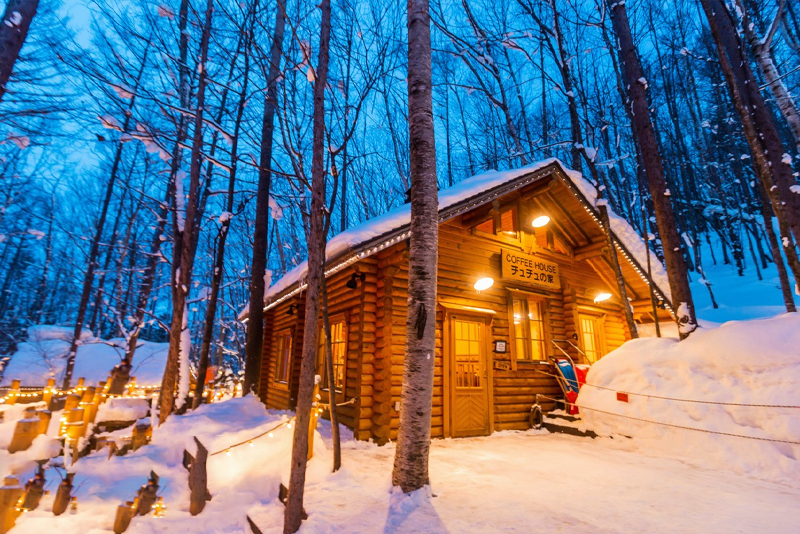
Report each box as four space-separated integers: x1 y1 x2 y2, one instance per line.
205 366 217 385
616 392 629 403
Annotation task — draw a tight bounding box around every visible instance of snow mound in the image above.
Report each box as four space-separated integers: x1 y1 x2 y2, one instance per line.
2 331 168 387
96 398 150 423
26 325 93 343
10 396 330 533
579 313 800 487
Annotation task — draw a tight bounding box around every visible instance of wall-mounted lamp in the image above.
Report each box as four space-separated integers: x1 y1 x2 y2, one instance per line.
593 292 612 303
346 272 366 289
287 304 297 316
532 215 550 228
474 277 494 292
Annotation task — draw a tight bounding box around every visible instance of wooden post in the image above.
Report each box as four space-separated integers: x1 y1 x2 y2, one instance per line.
42 378 55 406
113 501 135 534
52 474 74 516
307 381 321 461
183 437 211 515
135 471 158 516
63 407 85 449
36 410 51 435
0 477 23 534
18 465 46 512
7 380 19 405
131 421 151 451
63 393 81 412
79 387 98 438
9 415 41 453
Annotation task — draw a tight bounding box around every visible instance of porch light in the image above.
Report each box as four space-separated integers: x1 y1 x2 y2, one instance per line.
532 215 550 228
474 277 494 292
594 292 612 303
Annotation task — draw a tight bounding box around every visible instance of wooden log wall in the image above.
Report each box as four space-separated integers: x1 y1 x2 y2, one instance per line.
260 174 644 442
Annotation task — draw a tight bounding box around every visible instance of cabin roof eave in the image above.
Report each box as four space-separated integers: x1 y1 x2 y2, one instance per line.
251 159 673 317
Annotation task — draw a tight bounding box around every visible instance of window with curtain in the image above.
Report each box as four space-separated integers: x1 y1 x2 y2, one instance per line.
318 318 347 392
510 296 546 361
275 331 292 386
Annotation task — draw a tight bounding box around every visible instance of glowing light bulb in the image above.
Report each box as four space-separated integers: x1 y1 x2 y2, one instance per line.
594 292 612 303
474 277 494 291
532 215 550 228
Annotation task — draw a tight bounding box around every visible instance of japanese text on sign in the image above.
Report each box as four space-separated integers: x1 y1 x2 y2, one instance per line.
500 248 560 289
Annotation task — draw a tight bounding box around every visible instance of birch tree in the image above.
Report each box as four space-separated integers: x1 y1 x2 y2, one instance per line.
392 0 439 493
283 0 332 529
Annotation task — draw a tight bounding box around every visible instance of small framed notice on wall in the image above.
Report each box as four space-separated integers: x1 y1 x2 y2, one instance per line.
493 340 508 353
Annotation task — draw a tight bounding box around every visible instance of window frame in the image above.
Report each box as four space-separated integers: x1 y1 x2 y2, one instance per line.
317 313 348 394
577 310 607 364
507 291 550 368
273 328 293 389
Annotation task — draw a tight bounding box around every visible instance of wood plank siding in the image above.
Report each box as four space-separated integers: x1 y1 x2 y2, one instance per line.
257 164 671 444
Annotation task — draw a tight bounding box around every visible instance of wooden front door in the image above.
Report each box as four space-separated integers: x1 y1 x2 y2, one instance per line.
449 316 490 437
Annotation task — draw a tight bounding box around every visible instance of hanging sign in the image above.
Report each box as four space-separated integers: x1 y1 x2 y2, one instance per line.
500 248 561 290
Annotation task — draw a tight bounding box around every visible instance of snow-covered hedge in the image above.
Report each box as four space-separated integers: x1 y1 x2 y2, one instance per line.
579 313 800 487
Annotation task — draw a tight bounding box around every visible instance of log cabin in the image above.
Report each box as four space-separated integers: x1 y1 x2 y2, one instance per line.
254 159 673 444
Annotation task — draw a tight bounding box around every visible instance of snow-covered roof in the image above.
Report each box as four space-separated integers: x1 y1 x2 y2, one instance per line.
257 158 671 314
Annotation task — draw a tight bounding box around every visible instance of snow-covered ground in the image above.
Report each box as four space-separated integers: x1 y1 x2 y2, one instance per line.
689 244 797 324
5 396 798 534
579 313 800 489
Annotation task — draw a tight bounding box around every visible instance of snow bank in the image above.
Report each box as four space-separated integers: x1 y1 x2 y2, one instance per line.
578 313 800 487
2 331 168 387
26 325 92 343
11 396 329 534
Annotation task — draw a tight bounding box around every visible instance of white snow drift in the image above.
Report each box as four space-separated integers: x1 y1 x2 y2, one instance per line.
579 312 800 488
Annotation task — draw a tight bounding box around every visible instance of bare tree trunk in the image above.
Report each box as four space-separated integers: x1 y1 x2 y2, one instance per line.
0 0 38 102
62 45 148 387
320 276 341 471
29 199 53 323
597 195 638 338
245 0 286 396
283 0 331 530
756 182 796 312
698 0 800 286
160 0 214 422
737 0 800 154
195 12 253 409
607 0 697 338
392 0 438 493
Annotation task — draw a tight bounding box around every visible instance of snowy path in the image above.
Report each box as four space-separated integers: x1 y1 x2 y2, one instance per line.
297 430 799 534
8 399 798 534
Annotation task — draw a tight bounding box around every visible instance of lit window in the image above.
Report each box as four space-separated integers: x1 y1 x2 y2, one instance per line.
318 319 347 391
275 331 292 385
578 313 605 363
511 296 546 361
